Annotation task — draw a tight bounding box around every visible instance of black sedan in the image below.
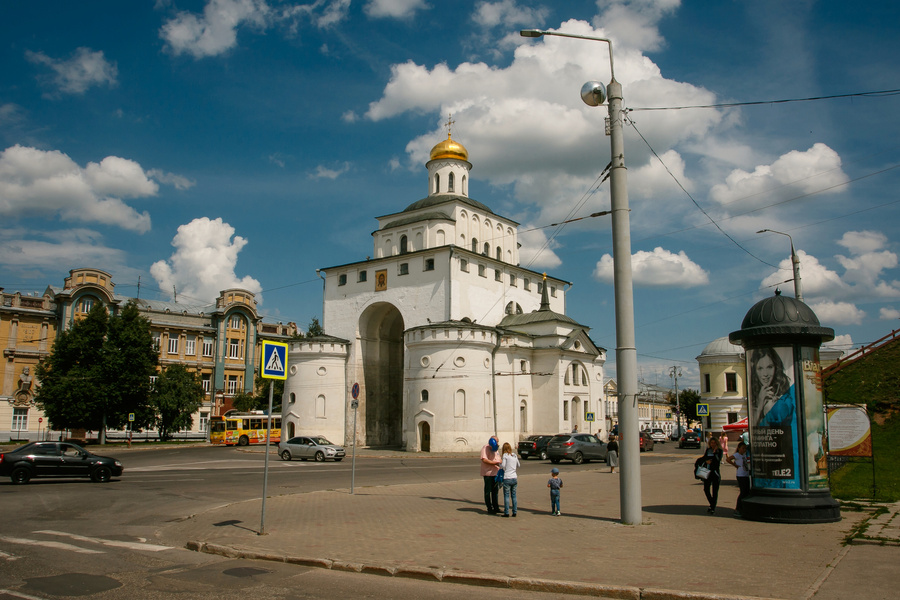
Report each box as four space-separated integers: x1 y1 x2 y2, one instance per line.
678 431 702 449
517 434 554 460
0 441 123 484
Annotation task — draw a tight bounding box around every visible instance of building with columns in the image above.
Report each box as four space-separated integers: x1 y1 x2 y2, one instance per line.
283 133 608 451
1 268 296 441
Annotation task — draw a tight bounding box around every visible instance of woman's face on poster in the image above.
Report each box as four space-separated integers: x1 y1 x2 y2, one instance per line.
756 354 775 388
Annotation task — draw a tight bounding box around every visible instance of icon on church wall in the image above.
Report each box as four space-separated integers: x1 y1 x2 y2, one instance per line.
375 269 388 291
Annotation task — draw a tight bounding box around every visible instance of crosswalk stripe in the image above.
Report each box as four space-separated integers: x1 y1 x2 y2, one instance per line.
34 530 172 552
0 535 104 554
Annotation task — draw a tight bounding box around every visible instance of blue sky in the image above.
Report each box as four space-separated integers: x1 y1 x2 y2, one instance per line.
2 0 899 389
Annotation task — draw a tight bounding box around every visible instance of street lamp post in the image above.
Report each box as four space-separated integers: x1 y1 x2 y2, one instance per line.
757 229 803 301
521 28 641 525
669 366 682 437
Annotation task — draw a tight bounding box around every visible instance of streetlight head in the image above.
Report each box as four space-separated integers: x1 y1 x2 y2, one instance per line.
581 80 606 107
756 229 769 234
520 29 544 38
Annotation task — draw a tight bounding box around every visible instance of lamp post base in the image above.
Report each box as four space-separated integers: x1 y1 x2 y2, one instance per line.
742 490 841 524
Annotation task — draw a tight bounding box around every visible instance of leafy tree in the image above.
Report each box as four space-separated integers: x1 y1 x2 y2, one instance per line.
102 302 158 432
36 301 158 441
151 364 204 441
305 316 324 338
678 388 702 426
35 303 110 432
232 391 261 413
253 372 283 412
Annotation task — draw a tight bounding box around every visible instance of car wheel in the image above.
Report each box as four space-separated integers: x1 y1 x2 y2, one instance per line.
550 458 561 464
91 466 112 483
11 466 31 485
540 450 548 460
650 444 655 451
314 451 325 462
520 455 528 460
238 435 249 447
280 450 292 461
572 452 584 465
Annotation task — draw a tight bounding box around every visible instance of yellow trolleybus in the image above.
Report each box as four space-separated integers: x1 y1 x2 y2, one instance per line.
209 412 282 446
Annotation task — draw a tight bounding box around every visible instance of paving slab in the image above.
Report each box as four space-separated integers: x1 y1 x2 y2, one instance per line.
158 454 897 600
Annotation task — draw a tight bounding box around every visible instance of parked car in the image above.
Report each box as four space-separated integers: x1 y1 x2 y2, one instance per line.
547 433 608 465
0 441 123 484
678 431 702 449
639 430 655 452
517 435 553 460
649 429 667 443
278 436 345 462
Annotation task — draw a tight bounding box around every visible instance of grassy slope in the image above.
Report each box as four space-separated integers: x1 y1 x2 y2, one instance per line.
824 338 900 501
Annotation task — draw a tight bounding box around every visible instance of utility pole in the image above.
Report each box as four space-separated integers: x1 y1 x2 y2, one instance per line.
669 366 682 437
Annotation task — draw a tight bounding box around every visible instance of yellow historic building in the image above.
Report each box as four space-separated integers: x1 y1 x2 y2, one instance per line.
1 268 296 441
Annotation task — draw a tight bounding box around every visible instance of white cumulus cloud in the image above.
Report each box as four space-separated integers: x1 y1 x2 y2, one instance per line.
594 247 708 287
25 47 118 95
0 145 155 232
364 0 428 19
808 301 865 326
150 217 262 304
879 307 900 320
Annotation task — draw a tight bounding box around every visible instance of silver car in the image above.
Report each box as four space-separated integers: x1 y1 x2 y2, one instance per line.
278 436 346 462
547 433 608 464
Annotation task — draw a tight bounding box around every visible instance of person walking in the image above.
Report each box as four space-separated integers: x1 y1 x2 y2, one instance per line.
698 436 723 514
718 431 729 458
606 435 619 473
480 436 501 515
500 442 520 517
726 441 751 518
548 467 563 516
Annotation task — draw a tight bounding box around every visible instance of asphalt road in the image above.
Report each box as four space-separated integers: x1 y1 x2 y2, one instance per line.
0 443 684 599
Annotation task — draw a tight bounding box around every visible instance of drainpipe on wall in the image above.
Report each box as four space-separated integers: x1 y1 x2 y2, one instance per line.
491 331 501 438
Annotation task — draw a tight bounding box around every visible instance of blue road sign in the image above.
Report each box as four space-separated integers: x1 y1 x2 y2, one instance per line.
261 341 288 380
696 403 710 417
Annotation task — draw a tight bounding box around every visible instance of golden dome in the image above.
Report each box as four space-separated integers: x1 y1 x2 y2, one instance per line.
429 134 469 161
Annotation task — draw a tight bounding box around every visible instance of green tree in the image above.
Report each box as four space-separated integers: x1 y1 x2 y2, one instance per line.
305 316 324 338
678 388 702 426
151 364 204 441
35 303 110 432
103 302 158 432
232 391 261 413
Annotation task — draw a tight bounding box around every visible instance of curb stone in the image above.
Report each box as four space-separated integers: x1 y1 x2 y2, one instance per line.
186 541 792 600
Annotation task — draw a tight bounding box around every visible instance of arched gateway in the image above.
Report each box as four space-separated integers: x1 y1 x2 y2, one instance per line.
358 303 404 447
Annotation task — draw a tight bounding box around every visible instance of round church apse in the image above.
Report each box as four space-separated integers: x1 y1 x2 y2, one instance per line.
358 303 404 447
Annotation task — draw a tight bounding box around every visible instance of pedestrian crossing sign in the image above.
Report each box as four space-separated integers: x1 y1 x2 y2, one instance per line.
696 403 709 416
586 412 595 422
261 341 288 380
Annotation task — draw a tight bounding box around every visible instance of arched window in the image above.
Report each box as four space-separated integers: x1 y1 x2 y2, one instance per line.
496 246 502 260
462 175 467 195
434 174 440 193
448 172 455 192
454 389 466 416
471 238 478 253
483 242 490 255
400 235 408 254
421 389 429 402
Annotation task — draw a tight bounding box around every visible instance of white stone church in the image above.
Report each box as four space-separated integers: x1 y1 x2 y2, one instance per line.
282 132 608 452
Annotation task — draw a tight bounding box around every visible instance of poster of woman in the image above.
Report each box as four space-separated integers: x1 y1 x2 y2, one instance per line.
748 346 801 489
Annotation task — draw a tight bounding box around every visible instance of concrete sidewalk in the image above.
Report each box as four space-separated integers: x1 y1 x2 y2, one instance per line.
158 453 900 600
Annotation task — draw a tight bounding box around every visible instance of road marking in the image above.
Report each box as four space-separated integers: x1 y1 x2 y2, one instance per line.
0 589 48 600
0 535 104 554
34 531 172 552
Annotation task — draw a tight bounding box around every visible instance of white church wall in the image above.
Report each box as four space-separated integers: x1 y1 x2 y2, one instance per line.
282 340 348 444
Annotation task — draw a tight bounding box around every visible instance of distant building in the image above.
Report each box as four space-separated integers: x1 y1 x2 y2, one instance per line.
1 268 296 441
696 335 842 432
283 132 608 451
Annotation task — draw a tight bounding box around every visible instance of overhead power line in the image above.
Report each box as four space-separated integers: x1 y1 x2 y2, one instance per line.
629 88 900 112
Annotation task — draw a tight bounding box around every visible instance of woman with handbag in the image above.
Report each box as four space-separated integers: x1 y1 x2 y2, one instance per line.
698 436 723 514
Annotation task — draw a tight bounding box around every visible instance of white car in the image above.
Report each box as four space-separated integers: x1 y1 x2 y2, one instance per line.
649 429 668 443
278 436 345 462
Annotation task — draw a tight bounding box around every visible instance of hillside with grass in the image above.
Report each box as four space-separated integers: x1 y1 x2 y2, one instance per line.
823 337 899 502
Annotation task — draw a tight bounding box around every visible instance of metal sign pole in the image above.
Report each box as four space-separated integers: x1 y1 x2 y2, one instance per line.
260 380 274 535
350 382 359 495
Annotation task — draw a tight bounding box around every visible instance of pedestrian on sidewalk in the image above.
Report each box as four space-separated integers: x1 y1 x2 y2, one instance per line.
698 436 723 514
500 442 520 517
726 441 750 517
480 436 501 514
606 435 619 473
548 467 563 516
718 431 729 457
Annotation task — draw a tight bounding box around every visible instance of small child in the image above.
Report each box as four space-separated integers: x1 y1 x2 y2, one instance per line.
548 467 563 516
